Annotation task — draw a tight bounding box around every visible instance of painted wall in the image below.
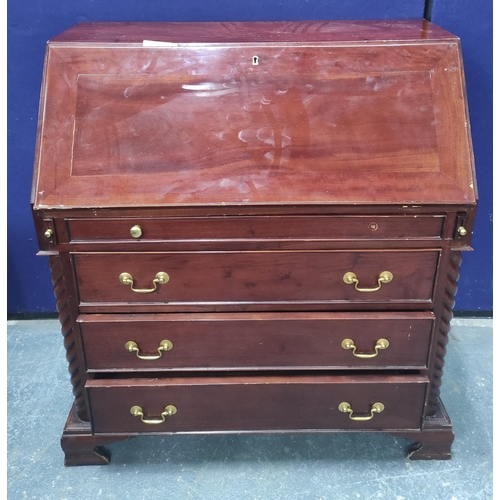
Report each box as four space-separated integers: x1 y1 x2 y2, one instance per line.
430 0 493 311
7 0 491 313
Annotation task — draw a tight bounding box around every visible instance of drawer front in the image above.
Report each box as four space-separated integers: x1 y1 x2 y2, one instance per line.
73 250 439 308
79 312 434 371
87 374 427 434
67 215 444 242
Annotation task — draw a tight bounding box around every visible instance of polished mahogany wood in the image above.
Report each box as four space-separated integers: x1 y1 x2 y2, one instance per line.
79 312 434 371
60 396 449 465
32 23 475 209
61 403 128 466
67 215 445 242
72 250 439 307
86 373 427 434
31 21 478 465
392 397 454 460
34 205 477 252
49 20 457 45
49 254 89 421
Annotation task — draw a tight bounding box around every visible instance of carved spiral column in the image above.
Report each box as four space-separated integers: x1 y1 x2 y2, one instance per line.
426 250 462 416
49 255 89 421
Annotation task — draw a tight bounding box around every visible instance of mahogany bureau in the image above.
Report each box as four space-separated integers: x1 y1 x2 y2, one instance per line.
31 20 477 466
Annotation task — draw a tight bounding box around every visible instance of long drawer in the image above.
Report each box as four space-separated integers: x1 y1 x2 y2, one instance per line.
86 374 427 434
73 250 439 310
79 312 434 371
67 215 444 242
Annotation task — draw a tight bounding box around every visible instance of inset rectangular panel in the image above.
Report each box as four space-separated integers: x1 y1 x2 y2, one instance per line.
71 71 438 177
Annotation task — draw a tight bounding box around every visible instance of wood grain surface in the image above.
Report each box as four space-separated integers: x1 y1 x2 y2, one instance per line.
79 311 434 371
31 21 478 463
49 20 456 45
87 373 427 434
67 215 444 242
32 22 476 208
72 250 439 307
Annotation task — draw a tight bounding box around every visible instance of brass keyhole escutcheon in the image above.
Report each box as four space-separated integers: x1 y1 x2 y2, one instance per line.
252 55 259 65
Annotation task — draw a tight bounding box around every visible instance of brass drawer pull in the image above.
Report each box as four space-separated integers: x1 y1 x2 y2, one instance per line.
341 338 389 358
343 271 393 292
338 402 385 421
119 271 169 293
130 405 177 425
130 225 142 238
125 340 173 360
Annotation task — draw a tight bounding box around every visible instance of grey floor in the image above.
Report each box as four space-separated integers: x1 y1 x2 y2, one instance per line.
7 318 492 500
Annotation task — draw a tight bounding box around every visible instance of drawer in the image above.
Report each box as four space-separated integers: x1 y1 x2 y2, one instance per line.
73 250 439 310
79 312 434 371
86 373 427 434
67 215 444 242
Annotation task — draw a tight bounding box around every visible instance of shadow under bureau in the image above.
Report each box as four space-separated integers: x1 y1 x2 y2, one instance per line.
31 20 477 466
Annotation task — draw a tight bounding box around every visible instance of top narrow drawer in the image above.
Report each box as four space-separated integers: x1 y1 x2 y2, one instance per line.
67 215 444 243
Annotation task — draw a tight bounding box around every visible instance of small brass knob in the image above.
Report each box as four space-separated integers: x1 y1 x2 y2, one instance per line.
164 405 177 416
457 226 467 236
44 228 53 239
130 225 142 238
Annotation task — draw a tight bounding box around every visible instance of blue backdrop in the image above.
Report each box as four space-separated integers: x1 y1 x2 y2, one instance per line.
430 0 493 312
7 0 492 314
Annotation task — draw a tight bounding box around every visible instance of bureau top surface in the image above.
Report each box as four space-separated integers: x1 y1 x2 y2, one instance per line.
49 20 455 45
32 20 477 210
